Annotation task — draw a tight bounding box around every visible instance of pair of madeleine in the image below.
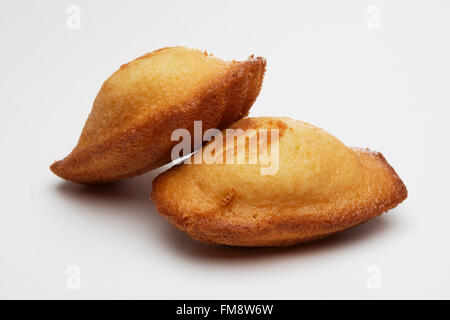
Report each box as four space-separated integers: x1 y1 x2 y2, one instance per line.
51 46 407 247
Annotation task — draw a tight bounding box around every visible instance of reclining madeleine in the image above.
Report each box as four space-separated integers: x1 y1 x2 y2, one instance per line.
51 46 266 183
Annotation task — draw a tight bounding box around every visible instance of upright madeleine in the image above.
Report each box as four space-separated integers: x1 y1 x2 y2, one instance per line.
51 46 266 183
151 117 407 247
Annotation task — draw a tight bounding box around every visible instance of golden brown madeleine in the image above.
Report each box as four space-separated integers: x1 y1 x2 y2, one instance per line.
151 117 407 247
51 46 266 184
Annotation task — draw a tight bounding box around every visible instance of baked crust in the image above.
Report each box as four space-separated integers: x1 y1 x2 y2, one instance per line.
151 117 407 247
50 47 266 184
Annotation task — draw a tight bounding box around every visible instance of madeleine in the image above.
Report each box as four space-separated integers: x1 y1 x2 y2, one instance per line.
51 46 266 183
151 117 407 247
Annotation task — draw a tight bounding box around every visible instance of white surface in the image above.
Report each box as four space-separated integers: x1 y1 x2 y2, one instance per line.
1 0 449 299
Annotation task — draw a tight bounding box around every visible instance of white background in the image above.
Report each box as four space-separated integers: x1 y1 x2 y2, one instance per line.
1 0 449 299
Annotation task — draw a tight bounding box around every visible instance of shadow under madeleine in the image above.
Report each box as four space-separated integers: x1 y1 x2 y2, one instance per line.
52 156 404 262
